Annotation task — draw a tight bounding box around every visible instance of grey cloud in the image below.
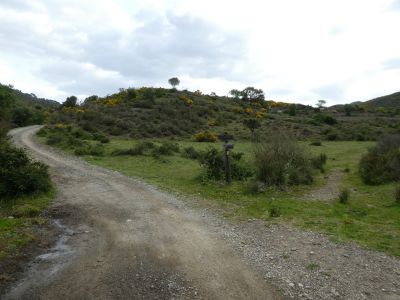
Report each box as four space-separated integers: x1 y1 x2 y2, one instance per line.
313 84 344 101
82 13 248 82
0 1 251 98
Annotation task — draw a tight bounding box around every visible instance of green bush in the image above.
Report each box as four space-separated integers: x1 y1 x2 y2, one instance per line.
182 146 200 159
313 114 337 125
359 135 400 184
339 188 350 204
310 141 322 146
198 148 252 181
46 134 63 145
74 143 104 156
269 206 281 218
152 141 180 156
0 141 51 199
254 134 313 187
92 132 110 143
311 153 327 171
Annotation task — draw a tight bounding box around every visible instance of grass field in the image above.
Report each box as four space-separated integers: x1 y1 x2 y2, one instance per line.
0 190 54 260
43 136 400 257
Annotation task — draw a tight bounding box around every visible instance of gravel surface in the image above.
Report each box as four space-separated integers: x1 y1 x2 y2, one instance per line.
4 126 282 300
4 125 400 300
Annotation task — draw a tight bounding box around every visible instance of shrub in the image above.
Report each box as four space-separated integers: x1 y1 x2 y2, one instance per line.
339 188 350 204
152 141 180 156
311 153 327 171
0 141 51 199
198 148 252 181
198 148 224 180
182 146 200 159
92 133 110 143
359 135 400 184
269 206 281 218
313 114 337 125
310 141 322 146
46 134 63 145
395 186 400 205
254 133 313 187
231 160 253 180
193 131 217 142
74 143 104 156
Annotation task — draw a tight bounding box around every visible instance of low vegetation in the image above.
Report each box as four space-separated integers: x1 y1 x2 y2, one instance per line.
37 124 400 257
359 135 400 185
0 83 54 263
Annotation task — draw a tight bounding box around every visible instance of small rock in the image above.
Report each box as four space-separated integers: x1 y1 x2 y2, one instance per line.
289 282 295 287
298 283 304 288
309 251 315 255
8 216 14 219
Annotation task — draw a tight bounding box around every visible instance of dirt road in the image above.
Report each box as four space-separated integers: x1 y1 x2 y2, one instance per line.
4 126 282 300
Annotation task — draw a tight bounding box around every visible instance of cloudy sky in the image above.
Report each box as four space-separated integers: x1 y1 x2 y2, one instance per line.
0 0 400 105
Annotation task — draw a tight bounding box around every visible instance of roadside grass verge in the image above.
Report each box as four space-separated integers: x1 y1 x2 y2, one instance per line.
39 135 400 257
0 189 54 261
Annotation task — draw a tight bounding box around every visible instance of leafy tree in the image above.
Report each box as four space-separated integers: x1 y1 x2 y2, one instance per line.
168 77 180 89
12 107 33 126
62 96 78 107
316 100 326 109
83 95 98 106
229 89 242 99
241 87 265 102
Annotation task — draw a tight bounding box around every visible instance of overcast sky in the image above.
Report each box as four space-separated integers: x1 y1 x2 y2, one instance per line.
1 0 400 105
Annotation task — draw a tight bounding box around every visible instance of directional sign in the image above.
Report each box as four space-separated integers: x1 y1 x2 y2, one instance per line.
218 133 234 142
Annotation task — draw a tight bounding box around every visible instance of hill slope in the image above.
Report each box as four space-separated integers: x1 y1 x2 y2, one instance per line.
354 91 400 109
47 87 400 141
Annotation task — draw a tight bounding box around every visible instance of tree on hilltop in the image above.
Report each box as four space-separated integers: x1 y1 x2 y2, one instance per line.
62 96 78 107
168 77 180 89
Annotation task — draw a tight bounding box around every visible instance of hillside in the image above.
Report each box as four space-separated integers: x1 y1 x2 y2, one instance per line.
47 87 400 142
358 91 400 109
0 83 59 128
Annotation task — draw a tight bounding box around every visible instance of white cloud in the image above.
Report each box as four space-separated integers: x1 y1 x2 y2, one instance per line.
0 0 399 104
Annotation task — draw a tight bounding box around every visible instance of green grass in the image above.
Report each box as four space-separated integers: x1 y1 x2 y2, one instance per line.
44 135 400 257
0 190 54 260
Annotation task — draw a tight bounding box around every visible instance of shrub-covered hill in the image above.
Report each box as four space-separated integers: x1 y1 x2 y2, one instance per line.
0 83 59 128
48 87 400 141
359 91 400 109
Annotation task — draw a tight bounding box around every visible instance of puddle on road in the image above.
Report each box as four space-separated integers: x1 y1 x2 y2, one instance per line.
3 219 76 299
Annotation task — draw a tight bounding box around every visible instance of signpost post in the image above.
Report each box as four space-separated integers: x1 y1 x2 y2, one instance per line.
218 133 234 184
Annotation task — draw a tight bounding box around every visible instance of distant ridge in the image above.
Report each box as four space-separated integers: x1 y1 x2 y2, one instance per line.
354 91 400 109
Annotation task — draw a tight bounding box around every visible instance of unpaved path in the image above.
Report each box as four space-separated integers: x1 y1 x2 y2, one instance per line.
4 126 400 300
303 169 343 201
3 126 282 299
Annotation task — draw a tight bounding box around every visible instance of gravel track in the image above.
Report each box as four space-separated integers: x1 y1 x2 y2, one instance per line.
4 125 400 300
4 126 282 300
